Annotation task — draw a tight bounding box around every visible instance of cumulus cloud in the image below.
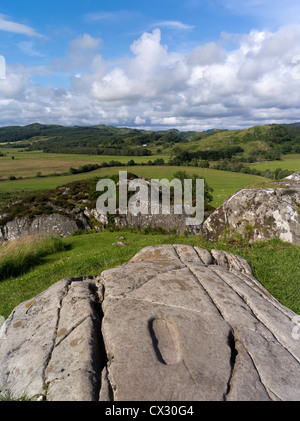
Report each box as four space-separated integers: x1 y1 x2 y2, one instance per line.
69 33 102 50
1 25 300 130
187 42 227 66
51 34 103 74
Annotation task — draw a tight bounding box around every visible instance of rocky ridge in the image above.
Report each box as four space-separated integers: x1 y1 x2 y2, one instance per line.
0 245 299 401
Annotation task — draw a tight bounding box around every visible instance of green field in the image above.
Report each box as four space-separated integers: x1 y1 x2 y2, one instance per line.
1 146 299 210
0 148 168 179
0 164 267 208
249 154 300 173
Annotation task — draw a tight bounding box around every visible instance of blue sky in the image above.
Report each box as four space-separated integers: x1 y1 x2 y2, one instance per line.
1 0 300 130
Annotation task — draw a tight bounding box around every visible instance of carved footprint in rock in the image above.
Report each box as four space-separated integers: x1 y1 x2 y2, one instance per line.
149 318 182 365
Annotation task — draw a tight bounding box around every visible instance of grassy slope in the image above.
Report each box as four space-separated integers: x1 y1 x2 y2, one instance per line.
177 125 274 154
0 231 299 319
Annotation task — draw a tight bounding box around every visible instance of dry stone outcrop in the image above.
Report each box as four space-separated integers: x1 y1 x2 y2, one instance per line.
202 174 300 245
0 213 90 244
0 245 299 401
90 175 203 235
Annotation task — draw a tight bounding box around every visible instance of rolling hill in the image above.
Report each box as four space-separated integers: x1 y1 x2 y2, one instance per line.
0 123 299 161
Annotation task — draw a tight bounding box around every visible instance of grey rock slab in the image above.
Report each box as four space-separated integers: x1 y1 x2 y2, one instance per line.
211 249 253 276
0 278 73 398
45 279 103 401
46 317 102 401
210 266 300 362
101 298 232 401
0 277 103 400
226 338 271 401
0 244 299 401
187 264 300 401
194 246 214 265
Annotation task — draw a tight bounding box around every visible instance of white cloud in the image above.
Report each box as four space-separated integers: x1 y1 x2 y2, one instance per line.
188 42 227 66
2 26 300 130
0 14 42 37
151 21 194 31
135 116 146 125
51 34 103 74
69 34 102 50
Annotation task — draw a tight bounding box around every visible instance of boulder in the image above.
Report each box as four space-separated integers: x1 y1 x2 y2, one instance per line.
202 177 300 245
0 213 89 244
0 245 299 401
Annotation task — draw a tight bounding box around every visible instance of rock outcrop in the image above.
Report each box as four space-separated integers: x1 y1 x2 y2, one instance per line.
0 245 299 401
90 205 201 235
0 174 204 242
0 213 89 244
202 174 300 245
89 175 204 235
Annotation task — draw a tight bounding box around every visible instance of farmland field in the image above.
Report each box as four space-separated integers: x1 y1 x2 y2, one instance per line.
249 154 300 173
0 148 168 179
0 163 268 208
1 146 299 209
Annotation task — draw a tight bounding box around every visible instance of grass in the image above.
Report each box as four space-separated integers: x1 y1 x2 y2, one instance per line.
0 148 167 179
179 125 274 155
0 231 299 320
0 235 68 281
249 154 300 173
0 390 43 401
0 165 267 208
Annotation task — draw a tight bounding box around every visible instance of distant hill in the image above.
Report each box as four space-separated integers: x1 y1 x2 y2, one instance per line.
170 124 300 162
0 123 191 156
0 122 299 160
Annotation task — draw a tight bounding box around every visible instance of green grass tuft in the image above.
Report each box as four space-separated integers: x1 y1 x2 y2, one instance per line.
0 235 69 281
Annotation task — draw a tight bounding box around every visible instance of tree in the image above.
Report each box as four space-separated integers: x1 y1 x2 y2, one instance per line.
127 159 136 166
